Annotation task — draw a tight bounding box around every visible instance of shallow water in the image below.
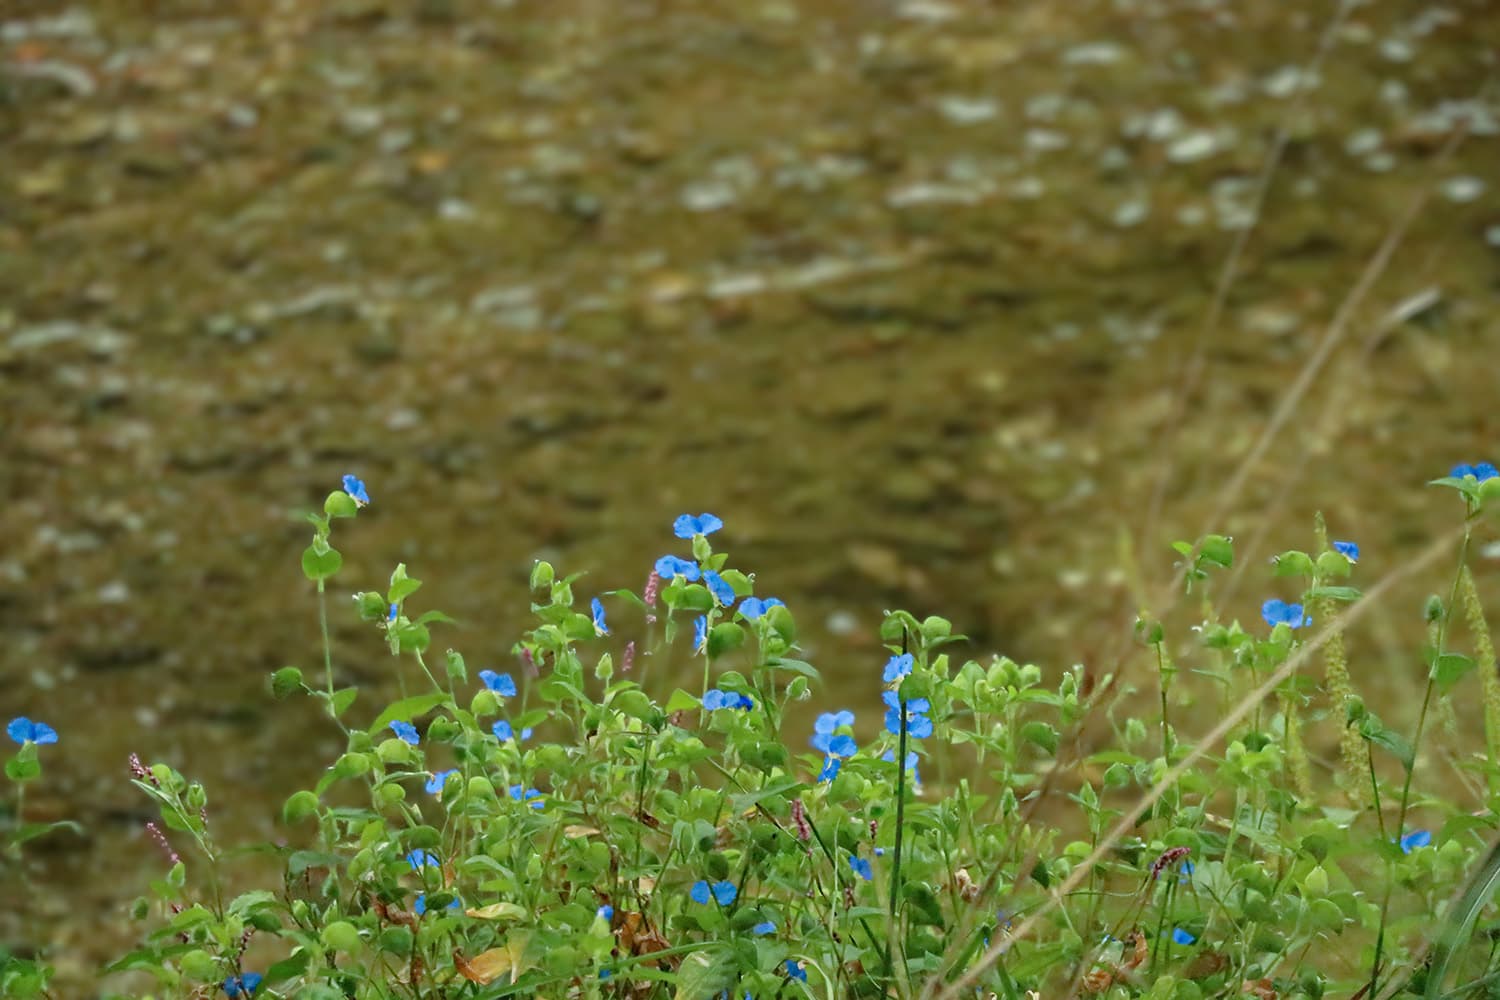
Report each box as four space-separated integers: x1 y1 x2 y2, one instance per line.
3 0 1499 987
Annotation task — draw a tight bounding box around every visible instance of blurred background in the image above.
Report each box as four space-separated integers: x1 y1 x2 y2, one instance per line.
3 0 1498 987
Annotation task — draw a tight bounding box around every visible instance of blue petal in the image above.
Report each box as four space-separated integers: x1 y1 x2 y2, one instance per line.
30 721 57 745
406 849 439 869
591 597 610 636
810 732 832 752
712 880 738 905
753 920 776 935
1171 928 1196 945
693 616 708 653
492 720 514 741
849 856 873 881
342 474 370 505
655 554 701 581
480 671 518 697
786 959 808 982
673 513 724 538
702 570 736 607
704 689 729 711
1479 462 1500 481
598 904 614 922
389 720 419 745
426 769 457 794
1400 829 1432 853
908 714 934 739
818 756 842 782
827 734 857 757
882 690 900 710
1333 540 1359 563
883 653 914 683
1452 463 1475 479
690 880 711 904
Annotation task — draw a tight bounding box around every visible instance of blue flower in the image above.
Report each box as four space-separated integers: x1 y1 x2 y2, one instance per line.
591 597 610 637
414 893 460 915
703 688 754 711
1171 928 1196 946
1400 829 1432 853
426 769 457 795
509 785 544 809
388 602 399 622
811 732 857 756
673 513 724 538
883 653 914 683
223 972 263 997
655 555 701 581
492 720 514 741
815 710 855 733
7 717 58 745
753 920 776 935
881 749 921 786
786 959 808 982
739 596 784 620
1333 540 1359 563
479 671 518 697
817 755 842 782
597 904 614 922
693 615 708 654
1451 462 1500 482
690 879 737 905
882 691 933 738
389 720 420 745
849 855 873 881
1261 599 1307 629
342 474 370 506
702 570 736 607
406 849 440 869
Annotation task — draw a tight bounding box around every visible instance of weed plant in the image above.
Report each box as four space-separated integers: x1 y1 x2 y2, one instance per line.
7 465 1500 999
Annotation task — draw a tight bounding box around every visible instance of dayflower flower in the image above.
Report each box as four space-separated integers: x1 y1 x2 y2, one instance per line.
223 972 264 997
738 596 784 620
414 893 460 915
753 920 776 935
591 597 609 636
1261 599 1307 629
1451 462 1499 481
703 688 755 711
597 904 614 922
693 615 708 654
509 785 544 809
479 671 518 697
817 756 843 782
654 555 700 582
812 732 856 756
387 602 399 622
882 691 933 739
389 720 420 745
883 653 914 684
815 710 855 733
849 855 873 881
702 569 736 607
786 959 808 982
881 749 921 786
690 879 738 905
1171 928 1196 946
1400 829 1432 853
425 769 457 795
406 849 440 869
1333 540 1359 563
7 717 58 745
342 474 370 506
673 513 724 538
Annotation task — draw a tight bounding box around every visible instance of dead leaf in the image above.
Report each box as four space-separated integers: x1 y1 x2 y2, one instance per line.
564 824 602 838
1082 969 1115 993
1242 978 1277 1000
1182 951 1230 980
464 902 526 921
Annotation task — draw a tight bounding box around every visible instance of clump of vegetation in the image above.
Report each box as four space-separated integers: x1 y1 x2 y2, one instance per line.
7 465 1500 1000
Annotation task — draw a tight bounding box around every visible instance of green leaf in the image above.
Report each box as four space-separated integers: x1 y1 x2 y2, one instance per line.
265 950 311 984
664 688 701 714
1431 651 1477 690
728 777 804 813
283 790 320 825
324 491 358 519
1272 550 1314 578
415 610 456 627
330 687 358 718
767 658 822 682
270 666 304 699
1020 721 1059 755
388 577 423 604
530 560 555 591
673 949 733 1000
1199 535 1234 569
707 623 746 659
9 819 83 848
1316 550 1352 579
368 693 450 736
674 585 715 612
4 755 41 782
1426 836 1500 1000
301 543 342 582
1306 585 1361 602
1360 718 1414 772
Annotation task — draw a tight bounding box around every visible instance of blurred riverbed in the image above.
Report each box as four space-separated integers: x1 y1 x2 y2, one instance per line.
3 0 1499 987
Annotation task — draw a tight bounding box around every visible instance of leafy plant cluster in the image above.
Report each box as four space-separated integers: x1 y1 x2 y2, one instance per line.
6 466 1500 1000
